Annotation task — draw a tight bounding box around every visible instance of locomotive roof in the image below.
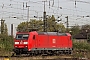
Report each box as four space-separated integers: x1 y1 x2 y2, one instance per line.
37 32 68 36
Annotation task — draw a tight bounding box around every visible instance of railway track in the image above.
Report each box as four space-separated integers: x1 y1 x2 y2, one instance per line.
0 55 88 60
0 50 89 60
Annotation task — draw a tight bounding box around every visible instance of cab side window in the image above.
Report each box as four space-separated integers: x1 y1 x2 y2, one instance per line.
33 35 35 40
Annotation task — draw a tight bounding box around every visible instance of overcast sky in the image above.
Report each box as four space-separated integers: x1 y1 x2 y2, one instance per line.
0 0 90 36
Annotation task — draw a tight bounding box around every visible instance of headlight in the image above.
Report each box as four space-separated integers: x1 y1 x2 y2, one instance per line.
15 42 19 44
15 46 17 47
24 42 28 44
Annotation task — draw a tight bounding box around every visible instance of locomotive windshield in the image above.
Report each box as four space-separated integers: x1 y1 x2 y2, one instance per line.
16 34 29 40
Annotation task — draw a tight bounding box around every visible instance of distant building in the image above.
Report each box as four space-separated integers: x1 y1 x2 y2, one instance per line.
73 28 90 43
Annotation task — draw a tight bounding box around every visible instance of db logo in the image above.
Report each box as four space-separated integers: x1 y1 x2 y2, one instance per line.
52 39 56 43
20 40 23 44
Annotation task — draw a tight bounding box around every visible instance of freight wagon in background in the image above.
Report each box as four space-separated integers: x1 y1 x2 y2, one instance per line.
13 31 73 56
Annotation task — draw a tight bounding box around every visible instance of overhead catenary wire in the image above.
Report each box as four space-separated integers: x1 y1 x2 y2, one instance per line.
69 0 90 4
2 0 90 13
0 0 90 35
0 1 88 24
1 0 90 17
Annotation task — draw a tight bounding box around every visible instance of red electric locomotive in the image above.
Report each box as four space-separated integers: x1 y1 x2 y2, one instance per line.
13 31 73 55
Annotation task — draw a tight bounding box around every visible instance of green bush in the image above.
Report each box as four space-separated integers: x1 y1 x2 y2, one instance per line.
0 34 14 51
73 41 90 51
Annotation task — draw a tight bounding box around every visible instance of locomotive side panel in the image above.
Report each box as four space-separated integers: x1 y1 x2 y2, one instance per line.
56 36 62 48
49 35 57 48
34 35 72 49
36 35 49 48
58 36 69 48
68 35 72 48
66 33 72 48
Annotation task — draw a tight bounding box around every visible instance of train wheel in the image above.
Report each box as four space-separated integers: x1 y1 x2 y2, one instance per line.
16 52 21 56
69 50 72 55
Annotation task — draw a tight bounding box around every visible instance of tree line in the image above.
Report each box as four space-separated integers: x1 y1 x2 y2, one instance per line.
0 15 90 52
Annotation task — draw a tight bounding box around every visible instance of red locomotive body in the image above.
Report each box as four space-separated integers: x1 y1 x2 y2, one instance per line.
13 31 72 55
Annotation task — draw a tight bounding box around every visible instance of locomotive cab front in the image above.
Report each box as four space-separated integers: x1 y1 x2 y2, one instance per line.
13 33 29 55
